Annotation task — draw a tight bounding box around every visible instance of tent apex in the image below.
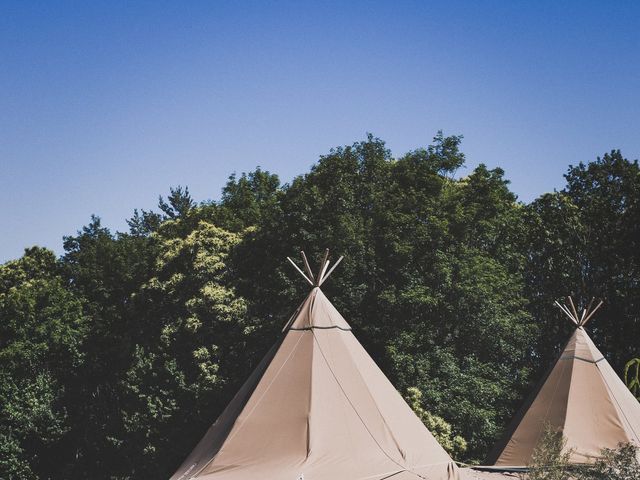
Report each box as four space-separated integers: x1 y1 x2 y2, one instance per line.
554 296 604 328
287 249 343 287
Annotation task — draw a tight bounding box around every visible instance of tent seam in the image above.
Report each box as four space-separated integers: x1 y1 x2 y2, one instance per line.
596 362 640 444
222 332 307 444
310 331 430 480
337 333 407 461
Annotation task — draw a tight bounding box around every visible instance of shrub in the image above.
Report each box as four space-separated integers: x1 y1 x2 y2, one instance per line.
578 443 640 480
405 387 467 459
523 426 572 480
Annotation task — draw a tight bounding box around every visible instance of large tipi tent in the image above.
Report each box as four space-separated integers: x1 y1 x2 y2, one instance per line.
486 298 640 468
171 251 459 480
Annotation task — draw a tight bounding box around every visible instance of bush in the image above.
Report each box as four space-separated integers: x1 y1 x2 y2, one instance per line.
523 427 640 480
405 387 467 459
578 443 640 480
524 426 573 480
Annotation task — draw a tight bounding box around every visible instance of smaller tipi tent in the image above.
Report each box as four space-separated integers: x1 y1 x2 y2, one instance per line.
171 250 459 480
487 298 640 467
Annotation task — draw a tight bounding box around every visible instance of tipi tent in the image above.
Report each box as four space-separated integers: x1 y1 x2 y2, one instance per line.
486 298 640 468
171 251 459 480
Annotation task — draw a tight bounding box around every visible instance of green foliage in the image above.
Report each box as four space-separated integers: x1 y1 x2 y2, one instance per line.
0 432 36 480
524 426 573 480
225 133 534 460
60 216 159 478
158 186 196 219
56 210 250 479
523 151 640 372
405 387 467 458
1 134 638 478
523 434 640 480
218 168 281 230
625 359 640 401
579 443 640 480
119 219 248 476
0 247 87 479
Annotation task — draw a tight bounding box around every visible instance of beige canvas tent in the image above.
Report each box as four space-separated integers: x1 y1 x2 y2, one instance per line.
486 298 640 468
171 251 459 480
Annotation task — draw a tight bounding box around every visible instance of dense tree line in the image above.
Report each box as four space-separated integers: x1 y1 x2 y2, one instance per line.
1 134 638 479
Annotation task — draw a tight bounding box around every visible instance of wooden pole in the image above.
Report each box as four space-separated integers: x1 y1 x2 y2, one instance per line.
287 257 314 286
564 304 577 324
578 298 593 325
568 296 580 324
300 251 315 285
318 260 330 285
581 300 604 327
319 256 343 286
317 249 329 283
555 301 578 325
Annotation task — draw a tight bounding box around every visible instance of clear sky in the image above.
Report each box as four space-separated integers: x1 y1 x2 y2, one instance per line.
1 1 639 263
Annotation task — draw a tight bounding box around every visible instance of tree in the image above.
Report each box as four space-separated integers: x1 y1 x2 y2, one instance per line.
119 218 249 478
158 186 196 219
227 134 534 460
579 443 640 480
60 215 158 478
2 135 636 478
523 151 640 374
525 426 572 480
0 248 87 479
217 168 281 231
405 387 467 458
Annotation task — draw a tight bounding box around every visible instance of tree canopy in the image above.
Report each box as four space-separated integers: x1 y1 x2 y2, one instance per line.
1 134 638 479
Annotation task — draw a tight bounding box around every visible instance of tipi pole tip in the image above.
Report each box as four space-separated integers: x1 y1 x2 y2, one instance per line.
300 251 315 284
288 249 343 287
319 255 343 286
318 259 330 285
555 300 578 325
587 297 596 313
317 249 330 282
581 299 604 327
287 256 314 286
555 296 604 327
568 296 580 323
580 309 587 324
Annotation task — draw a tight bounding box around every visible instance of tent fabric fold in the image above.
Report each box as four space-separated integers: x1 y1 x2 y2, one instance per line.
171 287 458 480
487 325 640 468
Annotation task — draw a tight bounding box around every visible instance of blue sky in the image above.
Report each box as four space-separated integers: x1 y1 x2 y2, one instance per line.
1 1 639 262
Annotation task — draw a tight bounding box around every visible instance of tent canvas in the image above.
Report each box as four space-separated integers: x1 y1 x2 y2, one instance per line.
486 298 640 468
171 251 459 480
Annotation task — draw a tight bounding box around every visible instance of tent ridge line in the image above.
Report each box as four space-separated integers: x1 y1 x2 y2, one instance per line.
309 332 410 474
558 354 575 455
215 333 307 449
595 360 640 444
